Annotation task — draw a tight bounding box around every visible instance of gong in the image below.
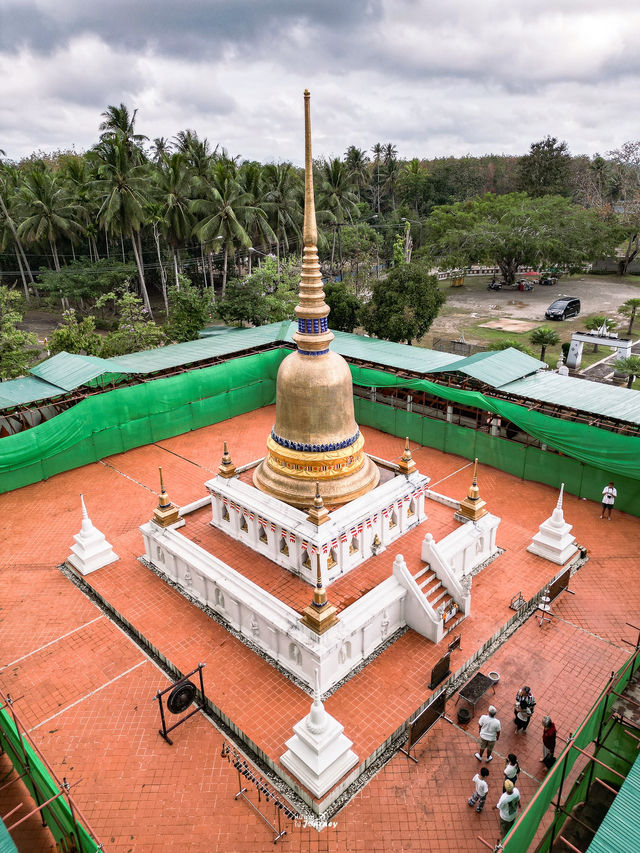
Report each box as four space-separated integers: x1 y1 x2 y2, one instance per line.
167 679 197 714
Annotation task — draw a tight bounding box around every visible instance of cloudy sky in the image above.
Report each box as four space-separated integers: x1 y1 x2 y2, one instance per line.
1 0 638 164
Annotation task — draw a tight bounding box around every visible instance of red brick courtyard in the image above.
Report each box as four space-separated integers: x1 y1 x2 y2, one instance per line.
0 405 637 852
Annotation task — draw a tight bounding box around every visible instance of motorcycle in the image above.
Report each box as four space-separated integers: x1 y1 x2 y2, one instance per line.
487 280 502 291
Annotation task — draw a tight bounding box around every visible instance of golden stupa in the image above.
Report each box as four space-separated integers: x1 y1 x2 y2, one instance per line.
253 90 379 508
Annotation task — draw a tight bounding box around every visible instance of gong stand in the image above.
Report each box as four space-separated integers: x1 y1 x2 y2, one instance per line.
154 663 206 745
221 741 297 844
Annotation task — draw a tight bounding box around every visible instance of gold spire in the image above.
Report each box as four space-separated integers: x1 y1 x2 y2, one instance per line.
457 458 488 522
292 89 333 356
306 481 330 525
300 553 339 634
252 90 379 507
153 466 181 527
218 441 236 478
397 437 417 475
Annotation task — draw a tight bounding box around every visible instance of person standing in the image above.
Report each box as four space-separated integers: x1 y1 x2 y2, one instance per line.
541 716 557 765
514 699 533 734
475 705 501 762
503 754 520 791
468 766 490 812
515 686 536 714
496 779 521 838
601 482 617 519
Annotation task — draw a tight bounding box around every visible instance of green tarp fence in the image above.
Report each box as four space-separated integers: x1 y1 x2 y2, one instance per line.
1 349 639 514
0 705 98 852
0 349 285 493
502 650 640 852
348 366 640 482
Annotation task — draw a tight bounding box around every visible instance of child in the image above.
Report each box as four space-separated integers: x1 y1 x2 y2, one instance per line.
468 766 489 813
503 754 520 791
514 699 532 733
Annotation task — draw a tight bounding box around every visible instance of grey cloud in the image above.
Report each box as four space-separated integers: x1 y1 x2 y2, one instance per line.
0 0 382 58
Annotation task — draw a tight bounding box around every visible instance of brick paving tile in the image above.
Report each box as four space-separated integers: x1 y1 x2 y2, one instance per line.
0 406 638 853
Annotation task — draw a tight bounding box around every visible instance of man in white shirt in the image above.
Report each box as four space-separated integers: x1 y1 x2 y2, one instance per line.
600 482 617 520
496 779 520 837
475 705 501 762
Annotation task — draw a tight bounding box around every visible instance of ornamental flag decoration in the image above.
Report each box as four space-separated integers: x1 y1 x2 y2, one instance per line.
366 518 372 528
322 543 328 554
331 539 338 549
281 529 287 538
357 522 363 533
340 533 348 543
289 533 296 543
302 541 308 551
270 522 276 532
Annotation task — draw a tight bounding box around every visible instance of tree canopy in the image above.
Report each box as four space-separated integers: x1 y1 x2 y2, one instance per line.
424 192 622 284
0 286 39 379
362 261 445 344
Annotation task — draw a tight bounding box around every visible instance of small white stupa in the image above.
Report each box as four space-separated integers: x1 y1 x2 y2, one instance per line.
527 483 578 565
67 495 119 576
281 669 358 798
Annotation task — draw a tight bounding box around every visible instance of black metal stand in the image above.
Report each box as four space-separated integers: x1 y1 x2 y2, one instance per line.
222 742 296 844
154 663 206 745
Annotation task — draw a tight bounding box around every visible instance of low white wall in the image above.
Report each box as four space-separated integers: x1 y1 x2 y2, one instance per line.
206 470 429 586
433 513 500 580
141 521 409 693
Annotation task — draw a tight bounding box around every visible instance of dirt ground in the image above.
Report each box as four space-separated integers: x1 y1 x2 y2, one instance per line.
428 273 640 345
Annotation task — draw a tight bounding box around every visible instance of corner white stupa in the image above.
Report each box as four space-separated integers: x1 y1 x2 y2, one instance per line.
281 669 358 798
67 495 119 576
527 483 578 565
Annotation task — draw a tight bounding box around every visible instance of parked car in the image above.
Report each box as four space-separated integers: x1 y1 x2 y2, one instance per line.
545 297 581 320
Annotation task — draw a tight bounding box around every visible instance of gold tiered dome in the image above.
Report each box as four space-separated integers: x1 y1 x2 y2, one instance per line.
253 90 379 508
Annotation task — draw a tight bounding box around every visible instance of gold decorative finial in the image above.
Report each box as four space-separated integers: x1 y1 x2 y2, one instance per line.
457 457 488 522
153 466 181 527
306 481 330 525
303 89 317 248
300 553 339 634
397 436 417 475
218 441 237 478
291 90 333 356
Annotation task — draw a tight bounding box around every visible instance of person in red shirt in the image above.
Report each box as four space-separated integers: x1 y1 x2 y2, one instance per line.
541 716 557 764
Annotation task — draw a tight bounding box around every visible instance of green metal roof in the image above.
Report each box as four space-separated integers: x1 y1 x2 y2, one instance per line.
1 322 639 430
0 818 18 853
30 352 130 391
330 329 460 372
0 376 66 408
502 371 640 426
587 752 640 853
429 348 546 388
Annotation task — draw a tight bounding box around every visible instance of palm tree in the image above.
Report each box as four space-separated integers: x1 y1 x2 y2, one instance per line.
152 152 195 286
0 159 36 299
399 158 429 216
619 297 640 335
99 103 148 162
615 355 640 387
529 326 560 361
383 144 400 211
17 164 78 274
60 154 101 261
192 160 254 298
93 138 153 314
150 137 171 163
263 163 302 272
344 145 370 201
238 162 276 273
317 158 359 276
174 129 215 178
371 143 384 216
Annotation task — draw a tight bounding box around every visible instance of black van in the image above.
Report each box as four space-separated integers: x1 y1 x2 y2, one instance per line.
545 297 580 320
